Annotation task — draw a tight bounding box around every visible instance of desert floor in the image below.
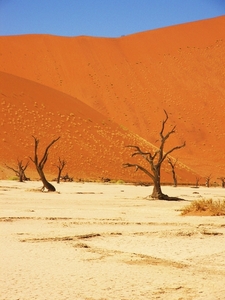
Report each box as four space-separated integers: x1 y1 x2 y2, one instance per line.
0 180 225 300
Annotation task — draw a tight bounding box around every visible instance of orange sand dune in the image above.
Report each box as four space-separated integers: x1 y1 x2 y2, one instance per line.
0 16 225 183
0 71 196 183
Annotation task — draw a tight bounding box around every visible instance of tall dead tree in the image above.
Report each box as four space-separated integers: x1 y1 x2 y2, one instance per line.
30 136 60 192
5 160 29 182
168 157 178 187
123 110 185 200
55 157 66 184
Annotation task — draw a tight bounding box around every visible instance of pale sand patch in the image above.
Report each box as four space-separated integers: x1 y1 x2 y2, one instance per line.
0 180 225 300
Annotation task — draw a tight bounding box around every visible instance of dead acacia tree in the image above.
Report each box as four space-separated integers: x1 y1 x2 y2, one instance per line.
205 174 212 188
5 160 29 182
195 176 201 187
55 157 66 184
218 177 225 188
30 136 60 192
123 110 185 200
168 157 178 187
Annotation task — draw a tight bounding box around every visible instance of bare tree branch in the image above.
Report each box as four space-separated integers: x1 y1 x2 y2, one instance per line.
123 163 155 181
160 141 186 165
39 136 60 170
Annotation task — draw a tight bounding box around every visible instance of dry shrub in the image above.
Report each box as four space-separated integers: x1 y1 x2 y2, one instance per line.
181 199 225 216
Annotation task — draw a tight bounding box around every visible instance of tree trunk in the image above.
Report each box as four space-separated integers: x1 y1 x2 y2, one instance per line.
37 167 56 192
18 172 23 182
19 169 26 182
172 171 177 187
57 169 62 184
151 182 168 199
151 168 168 199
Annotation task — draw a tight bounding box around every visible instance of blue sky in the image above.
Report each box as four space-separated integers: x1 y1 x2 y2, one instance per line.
0 0 224 37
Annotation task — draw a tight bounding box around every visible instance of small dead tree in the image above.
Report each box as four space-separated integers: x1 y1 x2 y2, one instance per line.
195 176 201 187
61 173 73 182
205 174 212 188
55 157 66 184
5 160 29 182
218 177 225 188
168 157 178 187
123 110 185 200
30 136 60 192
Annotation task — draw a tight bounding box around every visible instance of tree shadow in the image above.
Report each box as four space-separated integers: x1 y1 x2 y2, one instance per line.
146 195 190 201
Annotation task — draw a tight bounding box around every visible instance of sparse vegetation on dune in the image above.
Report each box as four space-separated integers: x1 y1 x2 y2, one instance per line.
181 199 225 216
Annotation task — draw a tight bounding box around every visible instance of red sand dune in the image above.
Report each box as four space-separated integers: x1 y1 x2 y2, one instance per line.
0 16 225 184
0 71 195 183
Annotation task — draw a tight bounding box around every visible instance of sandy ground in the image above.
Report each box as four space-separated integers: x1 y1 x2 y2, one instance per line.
0 180 225 300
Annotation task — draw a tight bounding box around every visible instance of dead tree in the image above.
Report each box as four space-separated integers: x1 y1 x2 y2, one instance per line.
123 110 185 200
61 173 73 182
55 157 66 184
218 177 225 188
168 157 178 187
30 136 60 191
195 176 201 187
205 174 212 188
5 160 29 182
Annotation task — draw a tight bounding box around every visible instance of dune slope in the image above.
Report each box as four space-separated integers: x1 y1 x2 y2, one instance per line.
0 16 224 183
0 71 196 183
